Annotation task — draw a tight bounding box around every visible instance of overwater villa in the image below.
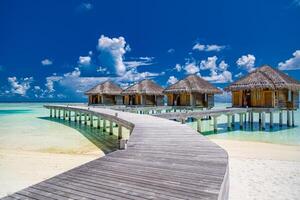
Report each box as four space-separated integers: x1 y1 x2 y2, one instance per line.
122 79 164 106
225 65 300 109
85 81 123 105
164 74 222 108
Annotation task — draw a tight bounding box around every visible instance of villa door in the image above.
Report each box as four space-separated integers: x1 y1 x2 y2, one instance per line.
264 91 273 107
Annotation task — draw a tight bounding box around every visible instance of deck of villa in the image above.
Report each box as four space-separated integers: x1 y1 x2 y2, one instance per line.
2 105 229 200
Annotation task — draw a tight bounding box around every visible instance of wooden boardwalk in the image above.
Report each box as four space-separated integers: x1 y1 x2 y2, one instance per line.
2 105 229 200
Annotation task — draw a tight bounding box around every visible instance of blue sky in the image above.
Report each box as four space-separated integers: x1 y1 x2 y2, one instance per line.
0 0 300 102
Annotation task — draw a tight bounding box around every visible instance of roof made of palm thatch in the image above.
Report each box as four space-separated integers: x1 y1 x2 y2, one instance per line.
84 81 123 95
225 65 300 91
122 79 164 95
164 74 222 94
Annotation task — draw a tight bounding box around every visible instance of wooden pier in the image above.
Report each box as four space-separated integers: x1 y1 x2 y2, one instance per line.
2 105 229 200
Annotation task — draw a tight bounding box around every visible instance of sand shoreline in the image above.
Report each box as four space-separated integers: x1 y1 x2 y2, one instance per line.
0 149 103 198
211 139 300 200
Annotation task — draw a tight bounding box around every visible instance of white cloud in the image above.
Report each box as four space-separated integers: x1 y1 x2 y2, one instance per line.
64 67 81 77
124 57 154 68
41 59 53 66
174 64 182 72
167 76 178 85
117 68 162 83
78 56 91 66
78 3 93 11
97 35 129 76
234 72 243 78
200 56 232 83
193 43 226 52
200 56 218 70
184 62 199 74
236 54 256 72
278 50 300 70
96 66 108 73
7 76 33 96
45 76 62 92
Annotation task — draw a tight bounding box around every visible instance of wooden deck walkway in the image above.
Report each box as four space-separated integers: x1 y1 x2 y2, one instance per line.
2 105 229 200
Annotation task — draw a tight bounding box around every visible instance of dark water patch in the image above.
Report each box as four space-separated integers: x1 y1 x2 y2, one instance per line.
0 109 32 115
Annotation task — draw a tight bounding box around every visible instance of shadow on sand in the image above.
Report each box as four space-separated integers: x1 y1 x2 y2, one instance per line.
38 117 119 154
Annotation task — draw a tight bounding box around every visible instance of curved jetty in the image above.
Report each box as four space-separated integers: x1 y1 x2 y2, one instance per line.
3 105 229 200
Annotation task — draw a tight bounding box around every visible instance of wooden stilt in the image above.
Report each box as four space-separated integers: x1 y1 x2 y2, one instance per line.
287 110 291 127
84 113 87 125
197 118 201 133
58 109 61 119
261 112 265 130
292 110 295 127
279 111 283 127
270 112 273 129
50 108 52 117
103 119 106 132
63 109 66 120
239 113 243 129
213 116 217 133
109 121 113 135
231 115 235 127
54 109 57 118
90 114 93 127
68 111 71 121
79 113 82 123
259 113 262 124
227 115 231 130
97 117 100 129
248 111 251 123
74 112 77 122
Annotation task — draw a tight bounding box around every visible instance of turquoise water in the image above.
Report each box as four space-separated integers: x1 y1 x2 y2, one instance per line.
0 103 299 146
188 103 300 146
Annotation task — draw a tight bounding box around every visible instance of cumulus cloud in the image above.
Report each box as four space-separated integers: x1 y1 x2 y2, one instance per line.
78 56 91 66
7 76 33 96
278 50 300 70
41 59 53 66
97 35 129 76
200 56 232 83
193 43 226 52
236 54 256 72
234 72 243 78
174 64 182 72
184 62 199 74
167 76 178 85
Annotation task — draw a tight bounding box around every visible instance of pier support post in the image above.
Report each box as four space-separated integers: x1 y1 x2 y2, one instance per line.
287 110 291 127
181 118 185 124
197 118 202 133
259 113 262 124
227 115 231 130
270 112 273 129
239 113 243 129
279 111 283 127
54 109 57 118
231 115 235 127
78 113 81 123
84 113 87 125
292 110 295 127
103 119 106 132
97 117 101 129
63 109 66 120
90 114 93 127
58 109 61 119
250 112 254 127
213 116 217 133
74 112 77 122
109 121 113 135
50 108 52 117
261 112 266 130
244 113 247 124
248 111 251 123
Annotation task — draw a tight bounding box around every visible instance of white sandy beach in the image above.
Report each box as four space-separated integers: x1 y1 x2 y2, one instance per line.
211 139 300 200
0 149 103 197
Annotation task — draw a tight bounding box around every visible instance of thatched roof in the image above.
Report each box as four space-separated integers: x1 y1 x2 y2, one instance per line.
84 81 122 95
225 65 300 91
164 74 222 94
122 79 164 95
